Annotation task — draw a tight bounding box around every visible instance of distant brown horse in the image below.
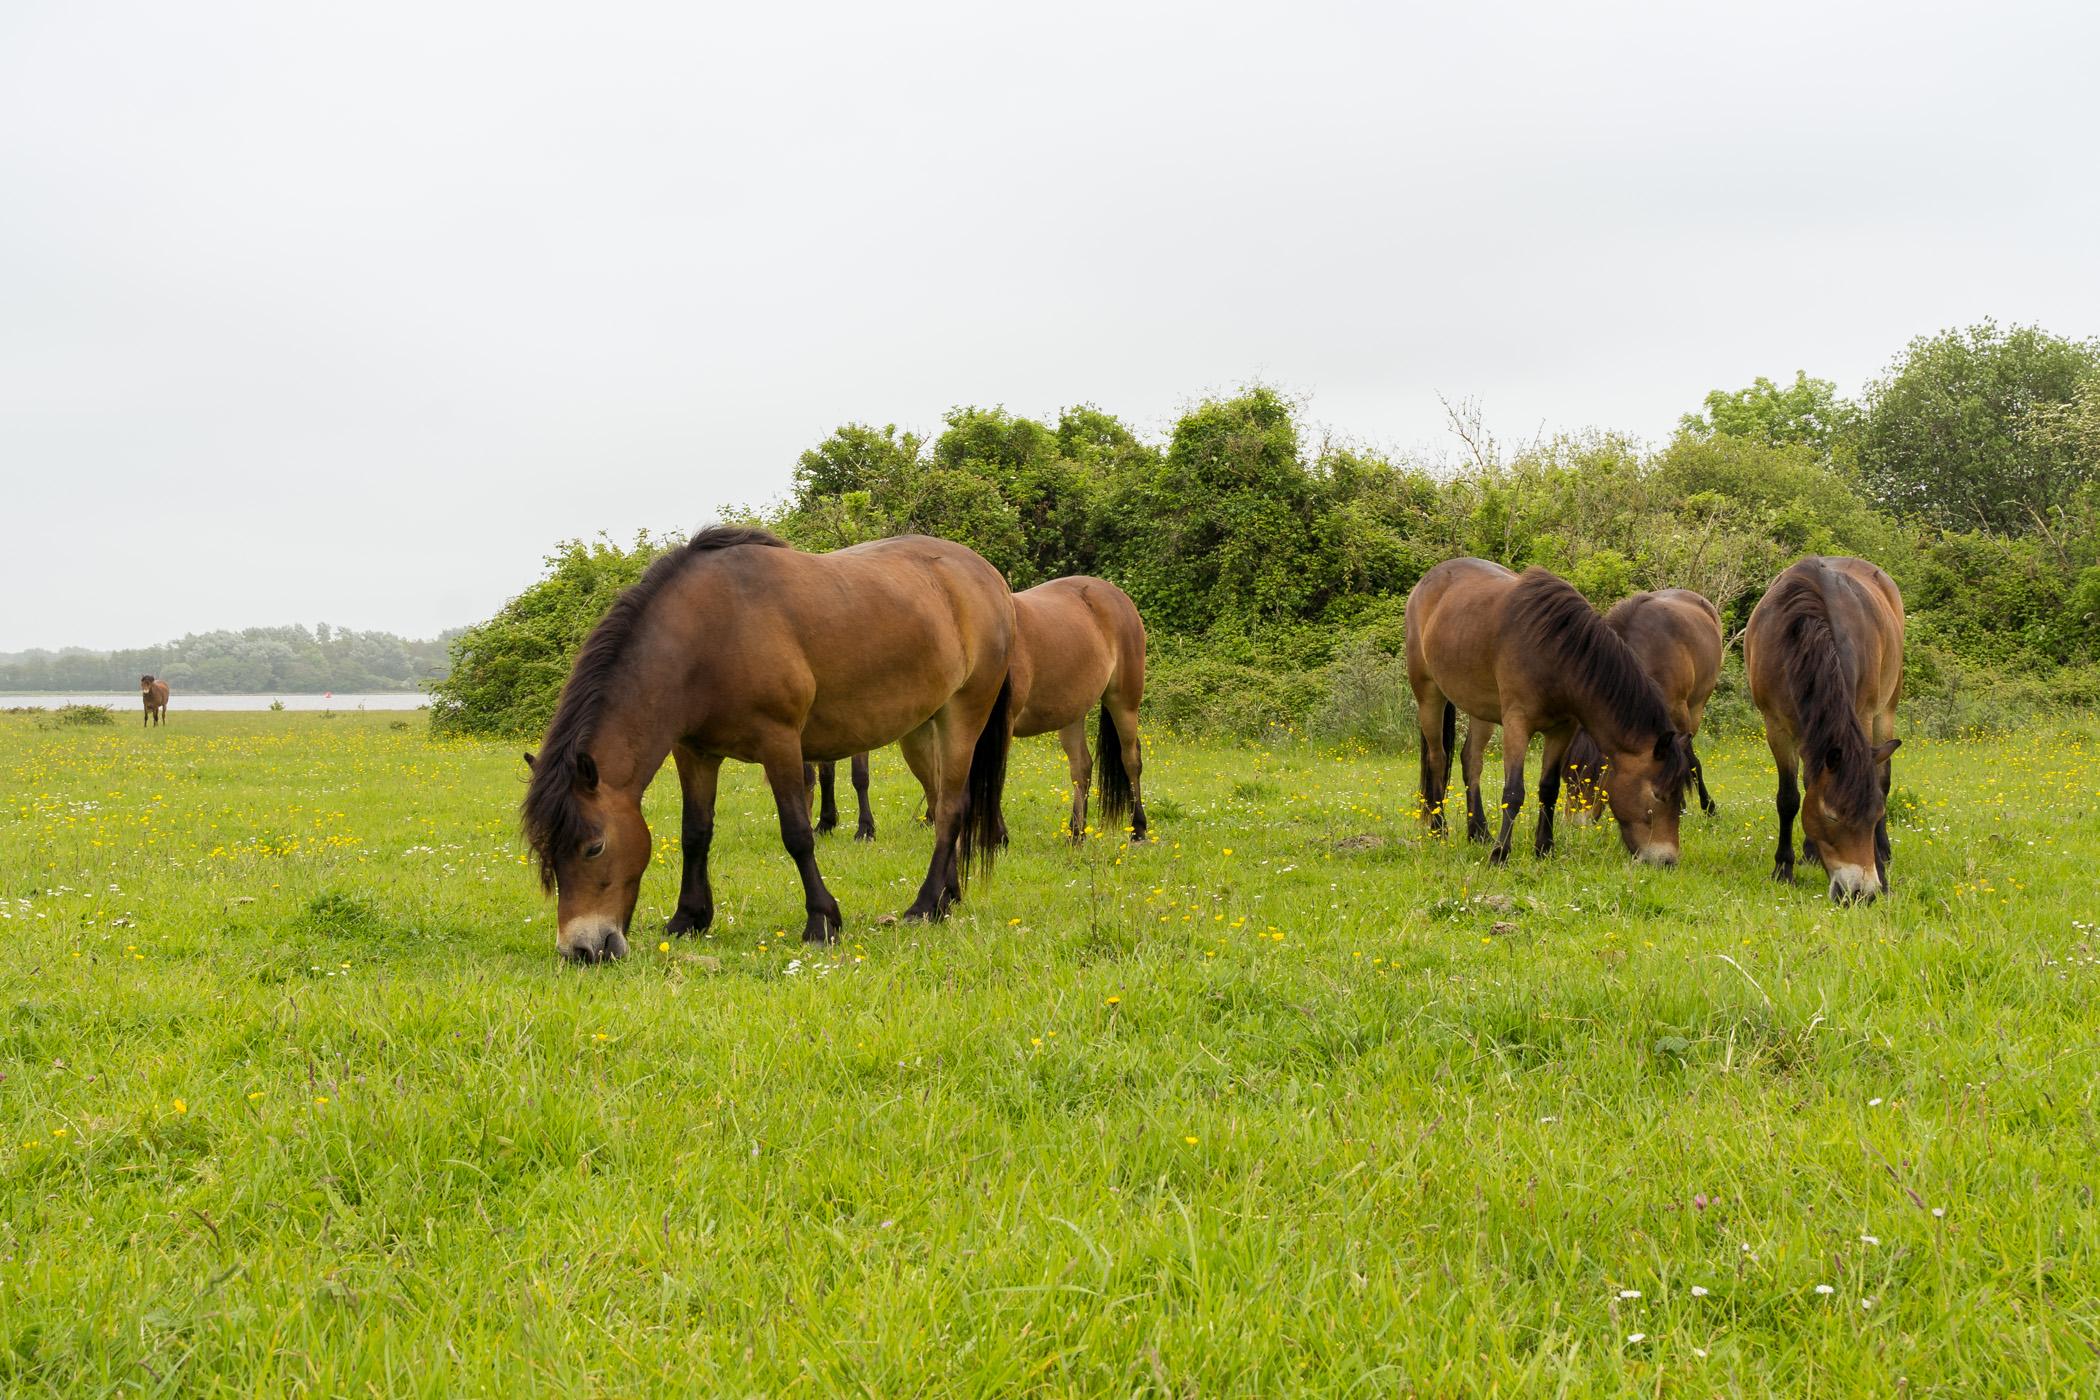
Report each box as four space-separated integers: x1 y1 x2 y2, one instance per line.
1744 556 1903 903
1407 560 1694 865
523 529 1014 962
808 575 1150 843
1560 588 1722 824
140 675 169 727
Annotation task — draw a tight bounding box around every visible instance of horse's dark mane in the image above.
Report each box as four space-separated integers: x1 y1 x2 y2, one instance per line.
522 526 785 887
1508 568 1693 802
1767 568 1879 823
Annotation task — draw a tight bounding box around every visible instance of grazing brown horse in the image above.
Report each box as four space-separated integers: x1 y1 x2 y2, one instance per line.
1560 588 1722 824
809 575 1150 844
523 528 1014 962
140 675 169 727
1744 556 1904 903
1407 560 1694 865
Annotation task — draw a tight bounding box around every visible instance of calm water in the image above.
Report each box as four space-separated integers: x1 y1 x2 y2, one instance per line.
0 692 429 712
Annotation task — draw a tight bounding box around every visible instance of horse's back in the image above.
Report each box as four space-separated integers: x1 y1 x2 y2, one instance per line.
1405 558 1519 713
1610 589 1722 721
1747 556 1903 725
1010 576 1140 736
680 534 1014 758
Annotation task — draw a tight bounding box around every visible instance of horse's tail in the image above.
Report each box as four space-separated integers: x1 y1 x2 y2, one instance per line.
958 674 1012 880
1097 703 1134 831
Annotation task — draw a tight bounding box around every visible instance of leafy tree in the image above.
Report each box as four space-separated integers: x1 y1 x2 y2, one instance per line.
427 534 675 737
790 424 924 505
1858 322 2100 534
1679 371 1856 459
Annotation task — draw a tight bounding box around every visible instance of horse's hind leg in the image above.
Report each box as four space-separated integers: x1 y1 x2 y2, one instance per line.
1059 721 1092 842
1104 693 1147 841
1692 745 1716 815
1534 726 1572 859
667 745 721 936
851 752 875 841
899 719 963 917
812 761 839 835
1462 717 1493 844
763 741 843 942
1415 688 1452 833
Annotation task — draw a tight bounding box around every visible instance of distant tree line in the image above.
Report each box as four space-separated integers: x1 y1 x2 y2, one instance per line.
0 624 455 694
433 320 2100 740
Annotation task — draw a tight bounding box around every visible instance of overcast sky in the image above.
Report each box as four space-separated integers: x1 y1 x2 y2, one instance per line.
4 1 2096 652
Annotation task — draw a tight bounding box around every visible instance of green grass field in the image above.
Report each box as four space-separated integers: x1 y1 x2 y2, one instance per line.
3 711 2096 1395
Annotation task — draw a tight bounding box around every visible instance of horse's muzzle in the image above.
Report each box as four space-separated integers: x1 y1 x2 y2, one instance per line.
1634 844 1679 868
558 922 630 963
1826 864 1881 905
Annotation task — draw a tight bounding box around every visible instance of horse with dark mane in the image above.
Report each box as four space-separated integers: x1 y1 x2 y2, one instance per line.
1406 559 1694 865
807 575 1150 844
522 528 1014 961
140 675 169 727
1743 556 1903 903
1560 588 1722 824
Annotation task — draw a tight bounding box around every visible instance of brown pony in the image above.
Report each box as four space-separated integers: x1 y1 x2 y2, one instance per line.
523 528 1013 962
140 675 169 727
1406 560 1694 865
1560 588 1722 824
808 575 1150 843
1743 556 1903 903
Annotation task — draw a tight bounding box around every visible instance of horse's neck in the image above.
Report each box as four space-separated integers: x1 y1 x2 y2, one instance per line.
592 692 679 794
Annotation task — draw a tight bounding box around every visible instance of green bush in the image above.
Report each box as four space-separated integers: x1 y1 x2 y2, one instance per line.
55 704 114 726
439 339 2100 744
428 533 678 738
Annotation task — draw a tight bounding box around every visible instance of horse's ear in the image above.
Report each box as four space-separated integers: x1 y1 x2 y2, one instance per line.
1871 738 1901 764
522 752 536 771
574 752 599 791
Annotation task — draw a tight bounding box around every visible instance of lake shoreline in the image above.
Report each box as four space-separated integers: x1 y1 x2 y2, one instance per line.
0 692 431 712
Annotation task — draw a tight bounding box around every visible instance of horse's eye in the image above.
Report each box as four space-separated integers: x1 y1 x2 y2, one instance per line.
583 840 605 860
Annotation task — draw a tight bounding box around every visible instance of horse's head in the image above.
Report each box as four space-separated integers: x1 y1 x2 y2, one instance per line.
1601 732 1693 866
140 674 154 690
1803 738 1899 903
523 750 649 962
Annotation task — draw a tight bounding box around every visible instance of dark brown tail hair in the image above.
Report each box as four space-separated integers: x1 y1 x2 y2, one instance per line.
1096 704 1134 830
958 675 1011 880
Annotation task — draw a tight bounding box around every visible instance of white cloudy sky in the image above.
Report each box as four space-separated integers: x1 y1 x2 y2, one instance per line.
4 0 2096 651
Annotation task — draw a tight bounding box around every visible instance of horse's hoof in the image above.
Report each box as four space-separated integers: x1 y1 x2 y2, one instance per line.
1771 864 1795 885
1488 847 1510 866
855 825 876 843
802 917 840 944
665 908 711 937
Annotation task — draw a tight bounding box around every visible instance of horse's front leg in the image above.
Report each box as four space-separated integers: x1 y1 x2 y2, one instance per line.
1767 732 1799 883
1534 726 1573 858
1489 718 1532 865
666 745 721 936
